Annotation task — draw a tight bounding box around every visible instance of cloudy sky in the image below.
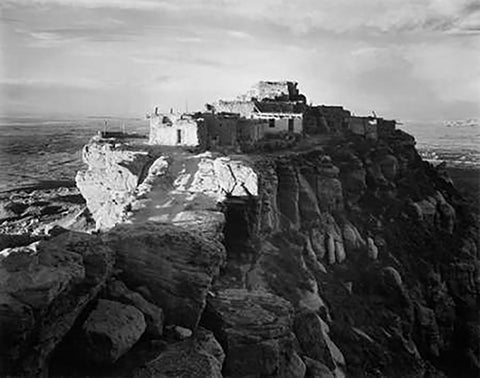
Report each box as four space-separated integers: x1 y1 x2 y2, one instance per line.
0 0 479 120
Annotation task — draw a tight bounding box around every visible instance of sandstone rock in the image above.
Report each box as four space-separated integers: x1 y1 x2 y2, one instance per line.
298 173 321 223
316 177 343 213
0 231 114 376
76 140 156 230
379 154 398 181
304 356 335 378
82 299 146 364
415 198 437 227
256 160 280 234
367 237 379 260
434 193 455 233
327 233 336 265
310 227 326 259
133 327 224 378
202 288 303 377
0 233 41 251
342 223 358 252
130 152 257 238
294 310 345 371
414 304 440 358
445 262 479 307
338 158 366 203
105 279 164 338
303 237 327 275
286 351 307 378
103 222 225 329
298 278 329 315
276 161 300 230
382 266 403 289
334 240 346 264
174 326 193 340
0 201 27 222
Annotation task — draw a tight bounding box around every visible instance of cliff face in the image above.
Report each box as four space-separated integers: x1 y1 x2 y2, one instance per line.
217 130 478 377
69 131 479 377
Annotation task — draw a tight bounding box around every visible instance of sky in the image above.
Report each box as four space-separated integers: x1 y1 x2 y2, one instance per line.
0 0 479 121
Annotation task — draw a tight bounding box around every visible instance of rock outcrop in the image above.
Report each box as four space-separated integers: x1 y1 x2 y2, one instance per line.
202 289 306 377
102 222 225 329
0 231 115 376
75 140 157 230
104 279 164 338
8 123 474 377
76 141 258 237
133 328 225 378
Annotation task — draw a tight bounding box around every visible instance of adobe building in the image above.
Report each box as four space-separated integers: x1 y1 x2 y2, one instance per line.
149 112 207 147
201 112 240 147
213 80 306 141
148 80 397 149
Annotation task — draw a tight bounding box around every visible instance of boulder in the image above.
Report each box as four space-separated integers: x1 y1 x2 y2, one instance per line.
202 289 304 377
173 326 193 340
105 279 164 338
0 231 114 376
82 299 146 364
103 222 225 329
133 327 224 378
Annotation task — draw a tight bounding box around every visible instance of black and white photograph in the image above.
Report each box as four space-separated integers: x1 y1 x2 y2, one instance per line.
0 0 479 377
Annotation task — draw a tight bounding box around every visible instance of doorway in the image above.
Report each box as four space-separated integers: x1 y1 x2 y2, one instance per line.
177 129 182 144
288 118 294 133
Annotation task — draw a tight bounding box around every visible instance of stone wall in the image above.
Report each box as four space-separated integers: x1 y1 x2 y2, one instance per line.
214 100 256 117
348 117 378 140
149 115 200 146
203 113 239 147
237 119 269 142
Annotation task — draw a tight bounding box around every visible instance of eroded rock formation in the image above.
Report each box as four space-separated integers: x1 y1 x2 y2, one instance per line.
2 125 478 377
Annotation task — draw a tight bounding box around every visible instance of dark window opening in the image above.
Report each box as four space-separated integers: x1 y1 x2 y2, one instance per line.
269 119 275 128
177 129 182 144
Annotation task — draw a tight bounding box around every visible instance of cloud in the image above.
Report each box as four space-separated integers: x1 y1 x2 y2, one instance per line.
0 77 108 89
1 0 478 118
1 0 175 10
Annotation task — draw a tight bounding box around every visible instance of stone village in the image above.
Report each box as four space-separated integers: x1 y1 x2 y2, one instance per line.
148 81 397 151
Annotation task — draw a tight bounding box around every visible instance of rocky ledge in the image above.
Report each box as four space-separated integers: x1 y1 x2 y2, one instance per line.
1 128 479 377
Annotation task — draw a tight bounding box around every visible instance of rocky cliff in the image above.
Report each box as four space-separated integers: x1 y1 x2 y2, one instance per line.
2 129 478 377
